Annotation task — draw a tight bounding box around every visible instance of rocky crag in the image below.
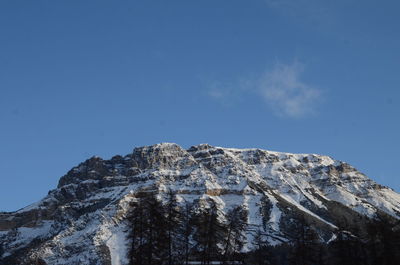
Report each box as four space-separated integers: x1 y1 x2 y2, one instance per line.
1 143 399 264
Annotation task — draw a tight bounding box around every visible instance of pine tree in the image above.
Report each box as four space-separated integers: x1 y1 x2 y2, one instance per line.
328 231 357 265
192 200 226 265
248 229 273 265
287 216 319 265
127 192 169 265
127 195 146 265
146 194 169 264
181 202 194 265
223 206 248 263
164 190 181 265
365 216 400 265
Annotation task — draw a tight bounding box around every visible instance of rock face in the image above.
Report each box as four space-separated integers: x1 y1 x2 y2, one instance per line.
1 143 400 264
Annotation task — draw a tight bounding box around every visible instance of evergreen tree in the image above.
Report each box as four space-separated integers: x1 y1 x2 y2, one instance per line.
127 195 146 265
365 216 400 265
287 216 319 265
328 230 365 265
248 229 273 265
181 202 194 265
223 206 248 263
192 200 226 265
146 194 169 264
127 192 169 265
165 190 181 265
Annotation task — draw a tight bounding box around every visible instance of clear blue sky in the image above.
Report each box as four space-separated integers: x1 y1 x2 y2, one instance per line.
1 0 399 211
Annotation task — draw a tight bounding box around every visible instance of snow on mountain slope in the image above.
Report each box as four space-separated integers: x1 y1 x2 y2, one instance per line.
0 143 399 265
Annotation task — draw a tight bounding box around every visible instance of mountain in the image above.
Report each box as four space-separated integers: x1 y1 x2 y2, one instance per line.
1 143 400 265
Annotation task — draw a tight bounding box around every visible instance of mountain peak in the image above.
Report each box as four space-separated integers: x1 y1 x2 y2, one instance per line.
1 144 400 264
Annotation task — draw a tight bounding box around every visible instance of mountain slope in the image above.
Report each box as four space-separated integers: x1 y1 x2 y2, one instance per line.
1 143 399 264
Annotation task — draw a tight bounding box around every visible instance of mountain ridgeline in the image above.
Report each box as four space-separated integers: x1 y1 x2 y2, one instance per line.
1 143 400 265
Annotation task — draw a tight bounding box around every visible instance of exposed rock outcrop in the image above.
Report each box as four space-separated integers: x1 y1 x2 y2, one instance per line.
1 143 399 264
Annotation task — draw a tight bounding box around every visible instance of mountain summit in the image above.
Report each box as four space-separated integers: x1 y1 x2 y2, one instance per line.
1 143 400 264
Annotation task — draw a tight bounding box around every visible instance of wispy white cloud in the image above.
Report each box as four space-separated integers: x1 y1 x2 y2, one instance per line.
207 78 252 106
258 62 321 118
207 61 322 118
208 81 231 101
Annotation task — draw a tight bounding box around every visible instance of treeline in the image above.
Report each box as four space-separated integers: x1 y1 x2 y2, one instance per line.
126 191 400 265
126 190 247 265
248 216 400 265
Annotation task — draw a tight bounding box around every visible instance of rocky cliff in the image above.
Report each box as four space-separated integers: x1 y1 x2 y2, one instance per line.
1 143 399 264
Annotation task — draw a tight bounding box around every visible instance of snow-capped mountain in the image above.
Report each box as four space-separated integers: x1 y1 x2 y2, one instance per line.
1 143 400 264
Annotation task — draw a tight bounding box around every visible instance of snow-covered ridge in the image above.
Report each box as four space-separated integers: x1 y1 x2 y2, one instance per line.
1 143 399 265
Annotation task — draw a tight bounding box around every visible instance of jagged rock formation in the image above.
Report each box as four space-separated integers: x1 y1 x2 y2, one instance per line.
1 143 399 264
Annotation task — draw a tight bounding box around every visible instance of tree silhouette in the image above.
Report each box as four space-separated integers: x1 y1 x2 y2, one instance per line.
223 206 248 263
287 216 319 265
127 192 168 265
192 200 226 265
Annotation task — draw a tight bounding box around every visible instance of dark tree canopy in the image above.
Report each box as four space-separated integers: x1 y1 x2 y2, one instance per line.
125 193 400 265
